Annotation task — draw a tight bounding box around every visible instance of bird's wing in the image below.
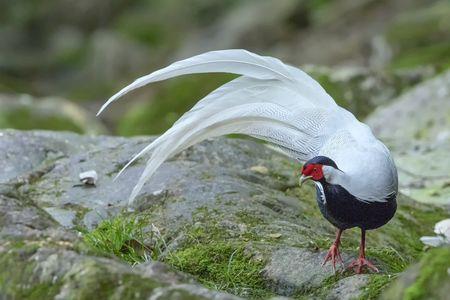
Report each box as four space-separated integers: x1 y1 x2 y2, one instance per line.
98 49 358 205
319 128 398 203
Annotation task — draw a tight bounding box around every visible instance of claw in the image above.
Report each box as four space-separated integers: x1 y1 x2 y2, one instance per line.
322 243 344 272
347 229 379 274
347 256 379 274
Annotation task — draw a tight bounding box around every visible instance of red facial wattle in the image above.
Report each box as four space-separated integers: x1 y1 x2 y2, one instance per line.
301 164 324 181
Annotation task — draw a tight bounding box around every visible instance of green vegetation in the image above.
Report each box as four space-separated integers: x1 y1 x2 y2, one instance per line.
167 242 267 298
0 244 161 300
82 210 271 299
83 214 162 265
403 247 450 300
285 186 450 298
360 275 393 300
165 210 271 298
0 246 58 299
0 107 84 133
78 184 449 299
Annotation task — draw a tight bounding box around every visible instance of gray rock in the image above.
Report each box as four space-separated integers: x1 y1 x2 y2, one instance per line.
263 247 348 296
1 246 239 300
43 207 77 228
326 275 369 300
367 70 450 143
366 70 450 204
0 129 448 299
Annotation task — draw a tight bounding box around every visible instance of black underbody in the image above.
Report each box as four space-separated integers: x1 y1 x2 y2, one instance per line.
316 181 397 230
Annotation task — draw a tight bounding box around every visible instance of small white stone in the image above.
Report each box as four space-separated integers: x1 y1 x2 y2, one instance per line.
420 236 445 247
79 170 98 185
152 189 164 196
434 219 450 241
420 218 450 247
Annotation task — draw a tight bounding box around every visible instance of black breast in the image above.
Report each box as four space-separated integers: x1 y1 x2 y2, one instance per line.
315 182 397 230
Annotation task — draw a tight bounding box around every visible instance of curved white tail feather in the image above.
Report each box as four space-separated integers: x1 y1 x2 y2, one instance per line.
99 49 395 206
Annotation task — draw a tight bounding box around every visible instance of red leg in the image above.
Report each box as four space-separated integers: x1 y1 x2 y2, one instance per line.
347 229 379 274
322 229 344 271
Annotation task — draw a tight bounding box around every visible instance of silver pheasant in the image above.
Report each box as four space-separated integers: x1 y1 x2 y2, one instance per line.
98 49 398 273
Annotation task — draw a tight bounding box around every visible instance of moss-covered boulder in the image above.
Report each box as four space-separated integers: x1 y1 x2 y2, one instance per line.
0 94 107 134
1 129 448 299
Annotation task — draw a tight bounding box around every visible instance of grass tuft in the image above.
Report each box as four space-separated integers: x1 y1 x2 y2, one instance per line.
83 215 165 265
360 274 393 300
167 242 268 299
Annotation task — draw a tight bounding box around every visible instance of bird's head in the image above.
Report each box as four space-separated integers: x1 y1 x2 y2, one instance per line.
300 156 341 186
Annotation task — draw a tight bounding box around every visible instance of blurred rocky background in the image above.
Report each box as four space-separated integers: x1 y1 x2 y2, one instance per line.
1 0 449 135
1 0 450 299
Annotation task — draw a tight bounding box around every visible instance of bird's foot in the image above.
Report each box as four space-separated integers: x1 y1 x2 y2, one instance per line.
322 243 343 271
347 256 378 274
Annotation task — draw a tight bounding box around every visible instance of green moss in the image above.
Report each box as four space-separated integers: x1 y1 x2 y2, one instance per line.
282 187 449 298
20 282 63 300
0 246 61 300
0 242 162 299
83 214 162 265
81 183 448 299
158 208 272 298
403 247 450 300
235 210 266 227
367 247 407 273
359 275 393 300
117 74 237 136
167 242 269 299
60 260 160 299
182 213 237 243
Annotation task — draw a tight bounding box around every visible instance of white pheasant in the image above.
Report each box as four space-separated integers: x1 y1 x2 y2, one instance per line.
98 49 398 273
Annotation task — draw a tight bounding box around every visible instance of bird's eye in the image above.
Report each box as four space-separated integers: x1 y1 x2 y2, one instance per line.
313 168 317 172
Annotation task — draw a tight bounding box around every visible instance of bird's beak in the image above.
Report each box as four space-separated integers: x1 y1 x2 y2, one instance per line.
299 175 312 187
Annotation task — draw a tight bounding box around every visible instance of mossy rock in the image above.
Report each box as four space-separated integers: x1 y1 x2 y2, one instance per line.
381 246 450 300
2 130 449 299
